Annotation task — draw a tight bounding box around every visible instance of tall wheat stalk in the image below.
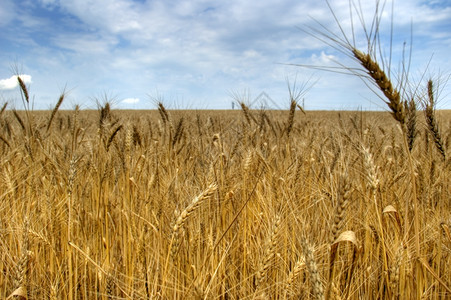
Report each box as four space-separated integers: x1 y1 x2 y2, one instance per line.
299 3 427 295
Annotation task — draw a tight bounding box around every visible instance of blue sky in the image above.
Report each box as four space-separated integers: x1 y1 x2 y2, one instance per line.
0 0 450 110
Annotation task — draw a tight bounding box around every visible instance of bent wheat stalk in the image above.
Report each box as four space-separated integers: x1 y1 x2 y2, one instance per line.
301 2 423 290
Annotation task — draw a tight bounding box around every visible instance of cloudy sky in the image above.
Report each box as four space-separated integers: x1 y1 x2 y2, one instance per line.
0 0 450 110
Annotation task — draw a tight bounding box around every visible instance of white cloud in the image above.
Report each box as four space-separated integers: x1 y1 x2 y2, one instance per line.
0 75 32 90
310 51 336 65
57 0 143 34
122 97 140 104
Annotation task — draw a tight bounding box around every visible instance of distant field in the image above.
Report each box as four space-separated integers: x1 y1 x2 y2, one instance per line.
0 105 450 299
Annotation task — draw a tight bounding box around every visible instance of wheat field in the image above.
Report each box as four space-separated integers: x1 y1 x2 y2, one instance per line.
1 1 451 298
0 96 450 299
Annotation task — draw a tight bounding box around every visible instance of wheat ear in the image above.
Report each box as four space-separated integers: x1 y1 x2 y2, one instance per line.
405 98 417 152
389 246 403 298
301 239 324 300
158 102 170 124
285 257 305 297
425 79 446 160
17 76 29 104
256 214 281 288
106 124 123 152
330 176 352 244
240 102 256 125
353 49 406 126
13 110 26 133
11 219 30 300
286 99 297 137
46 93 65 132
171 183 217 260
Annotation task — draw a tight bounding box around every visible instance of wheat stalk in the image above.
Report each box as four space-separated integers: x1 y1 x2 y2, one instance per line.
0 134 10 148
0 102 7 116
